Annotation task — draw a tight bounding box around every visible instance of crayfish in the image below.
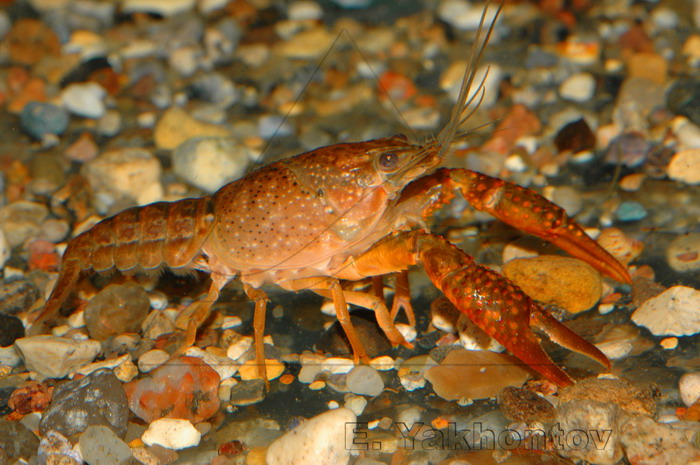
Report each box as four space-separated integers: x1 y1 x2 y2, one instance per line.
32 2 630 387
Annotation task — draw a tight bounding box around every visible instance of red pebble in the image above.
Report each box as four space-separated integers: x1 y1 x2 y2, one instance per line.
124 356 220 423
27 239 59 272
219 440 247 457
8 382 53 415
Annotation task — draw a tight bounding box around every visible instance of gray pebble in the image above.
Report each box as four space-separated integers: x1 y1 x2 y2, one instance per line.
0 279 41 316
79 425 132 465
346 365 384 397
229 379 266 406
20 102 70 140
0 419 39 460
40 369 129 438
84 283 150 341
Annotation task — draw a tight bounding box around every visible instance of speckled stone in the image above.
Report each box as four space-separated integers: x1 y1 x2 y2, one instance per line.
39 369 129 438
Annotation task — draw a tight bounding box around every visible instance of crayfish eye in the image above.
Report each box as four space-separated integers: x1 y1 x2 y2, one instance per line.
378 152 399 171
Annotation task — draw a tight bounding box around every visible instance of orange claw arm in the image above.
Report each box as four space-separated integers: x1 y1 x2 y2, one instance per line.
347 231 610 387
428 168 631 284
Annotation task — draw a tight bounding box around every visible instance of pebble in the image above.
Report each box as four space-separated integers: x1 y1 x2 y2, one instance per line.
37 430 81 465
556 400 623 465
153 106 230 151
172 137 251 192
79 425 132 465
0 201 49 247
551 186 583 216
84 283 150 341
288 1 323 21
137 349 170 373
238 359 285 381
14 335 101 379
680 372 700 407
596 227 643 266
190 74 239 108
666 233 700 272
424 349 531 401
274 27 335 59
660 337 678 350
316 312 391 358
185 346 238 380
667 148 700 185
560 377 656 417
559 72 596 102
604 132 650 167
0 313 24 347
619 173 646 191
632 286 700 336
125 356 220 423
20 102 69 140
620 415 700 465
65 132 99 163
122 0 195 17
97 110 122 137
344 394 367 416
266 408 356 465
83 147 162 209
615 200 647 222
0 229 8 269
503 255 602 313
142 418 201 450
0 419 40 460
229 379 265 406
226 335 253 361
497 386 555 423
0 279 40 315
61 82 107 119
39 370 129 438
346 365 383 397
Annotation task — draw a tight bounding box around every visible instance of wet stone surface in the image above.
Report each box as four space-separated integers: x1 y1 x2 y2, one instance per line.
39 369 129 438
0 0 699 464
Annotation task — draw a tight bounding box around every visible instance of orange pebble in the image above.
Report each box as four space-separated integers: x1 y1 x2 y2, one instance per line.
431 417 449 429
279 374 294 385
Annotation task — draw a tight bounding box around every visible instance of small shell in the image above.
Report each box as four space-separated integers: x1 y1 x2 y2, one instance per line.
596 227 643 266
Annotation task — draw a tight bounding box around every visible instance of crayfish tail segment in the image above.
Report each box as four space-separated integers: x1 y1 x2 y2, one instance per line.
29 258 82 335
445 169 632 284
530 309 611 371
417 232 582 386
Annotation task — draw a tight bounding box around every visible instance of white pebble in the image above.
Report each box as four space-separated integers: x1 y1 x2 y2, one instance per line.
221 316 242 329
395 323 416 344
559 72 596 102
226 336 252 361
142 418 201 450
321 357 354 375
344 394 367 416
122 0 195 17
631 286 700 336
14 336 101 379
680 372 700 407
137 349 169 373
369 355 395 371
266 408 356 465
61 82 106 119
288 1 322 20
172 137 251 193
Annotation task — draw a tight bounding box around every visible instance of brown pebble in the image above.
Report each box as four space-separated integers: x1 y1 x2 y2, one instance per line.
558 377 656 417
498 386 555 423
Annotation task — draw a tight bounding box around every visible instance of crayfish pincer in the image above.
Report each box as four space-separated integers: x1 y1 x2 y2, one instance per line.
32 1 629 387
